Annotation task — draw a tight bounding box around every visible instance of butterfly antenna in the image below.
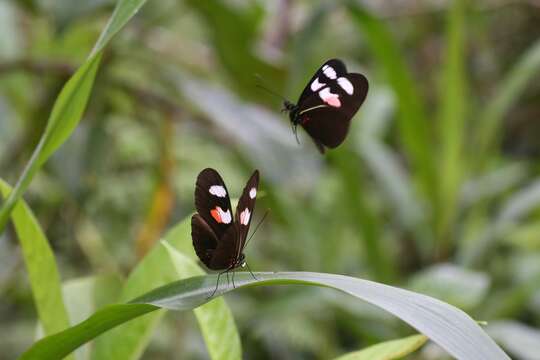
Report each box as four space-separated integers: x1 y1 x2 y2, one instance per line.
244 209 270 249
254 74 288 103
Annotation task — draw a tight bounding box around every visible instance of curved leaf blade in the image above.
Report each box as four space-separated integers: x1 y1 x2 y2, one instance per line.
0 0 149 232
0 179 70 337
163 242 241 360
22 272 509 360
334 334 427 360
476 38 540 167
93 219 241 360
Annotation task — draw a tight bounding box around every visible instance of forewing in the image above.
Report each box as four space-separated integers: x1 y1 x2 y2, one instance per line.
194 168 234 239
297 59 348 105
299 73 369 149
191 214 219 268
234 170 260 251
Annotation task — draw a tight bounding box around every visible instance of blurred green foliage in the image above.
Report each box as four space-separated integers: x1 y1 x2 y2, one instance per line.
1 0 540 359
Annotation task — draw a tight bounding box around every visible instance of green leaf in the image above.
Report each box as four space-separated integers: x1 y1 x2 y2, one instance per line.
476 38 540 167
334 334 427 360
93 218 241 360
346 2 436 204
22 272 509 360
0 179 70 337
0 0 149 232
91 0 149 57
0 54 101 231
436 0 467 249
91 221 186 360
163 242 241 360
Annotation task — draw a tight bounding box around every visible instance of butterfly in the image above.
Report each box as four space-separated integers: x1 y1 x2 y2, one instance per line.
191 168 260 295
282 59 369 153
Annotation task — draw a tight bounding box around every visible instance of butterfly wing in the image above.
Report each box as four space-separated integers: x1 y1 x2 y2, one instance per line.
209 225 240 270
191 214 219 269
194 168 234 240
297 59 348 105
298 72 369 150
234 170 260 253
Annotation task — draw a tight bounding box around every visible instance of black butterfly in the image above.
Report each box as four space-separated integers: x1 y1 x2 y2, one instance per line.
283 59 369 153
191 168 259 294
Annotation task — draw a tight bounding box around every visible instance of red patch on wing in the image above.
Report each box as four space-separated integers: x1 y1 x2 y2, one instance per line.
325 95 341 107
210 208 222 223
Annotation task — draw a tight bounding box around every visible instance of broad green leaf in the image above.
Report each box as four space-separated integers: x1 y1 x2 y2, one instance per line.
346 2 436 203
163 242 241 360
436 0 467 248
61 275 123 360
476 38 540 167
334 334 427 360
94 218 241 360
0 179 70 337
23 272 509 360
91 222 185 360
0 0 149 232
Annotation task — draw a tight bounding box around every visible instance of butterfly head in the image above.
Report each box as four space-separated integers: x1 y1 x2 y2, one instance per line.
236 253 246 268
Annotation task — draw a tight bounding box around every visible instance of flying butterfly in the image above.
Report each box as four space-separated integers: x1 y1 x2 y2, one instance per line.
191 168 260 296
282 59 369 153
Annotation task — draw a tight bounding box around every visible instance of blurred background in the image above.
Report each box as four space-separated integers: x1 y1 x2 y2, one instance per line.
1 0 540 359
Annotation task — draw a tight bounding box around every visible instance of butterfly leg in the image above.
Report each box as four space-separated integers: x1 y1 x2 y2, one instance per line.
231 268 236 289
209 270 226 299
245 262 258 281
225 270 231 289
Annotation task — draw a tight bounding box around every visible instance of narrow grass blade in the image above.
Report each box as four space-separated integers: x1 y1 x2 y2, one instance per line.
0 0 149 232
22 271 509 360
476 38 540 167
436 0 467 252
0 179 71 337
346 2 436 203
334 334 427 360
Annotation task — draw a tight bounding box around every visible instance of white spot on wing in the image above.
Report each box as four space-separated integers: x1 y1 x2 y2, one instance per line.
240 208 251 225
310 77 325 91
337 77 354 95
219 208 232 224
319 87 341 107
209 185 227 197
249 187 257 199
322 65 337 79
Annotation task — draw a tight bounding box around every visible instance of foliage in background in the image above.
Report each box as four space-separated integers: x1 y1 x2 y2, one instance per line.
1 0 540 359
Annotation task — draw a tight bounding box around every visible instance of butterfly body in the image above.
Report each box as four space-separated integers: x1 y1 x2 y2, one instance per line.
283 59 369 153
191 168 259 273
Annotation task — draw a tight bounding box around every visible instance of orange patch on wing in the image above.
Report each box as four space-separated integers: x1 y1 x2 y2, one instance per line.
210 208 222 223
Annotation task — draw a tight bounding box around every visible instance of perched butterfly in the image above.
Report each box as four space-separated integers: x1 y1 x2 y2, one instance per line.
191 168 260 294
283 59 369 153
